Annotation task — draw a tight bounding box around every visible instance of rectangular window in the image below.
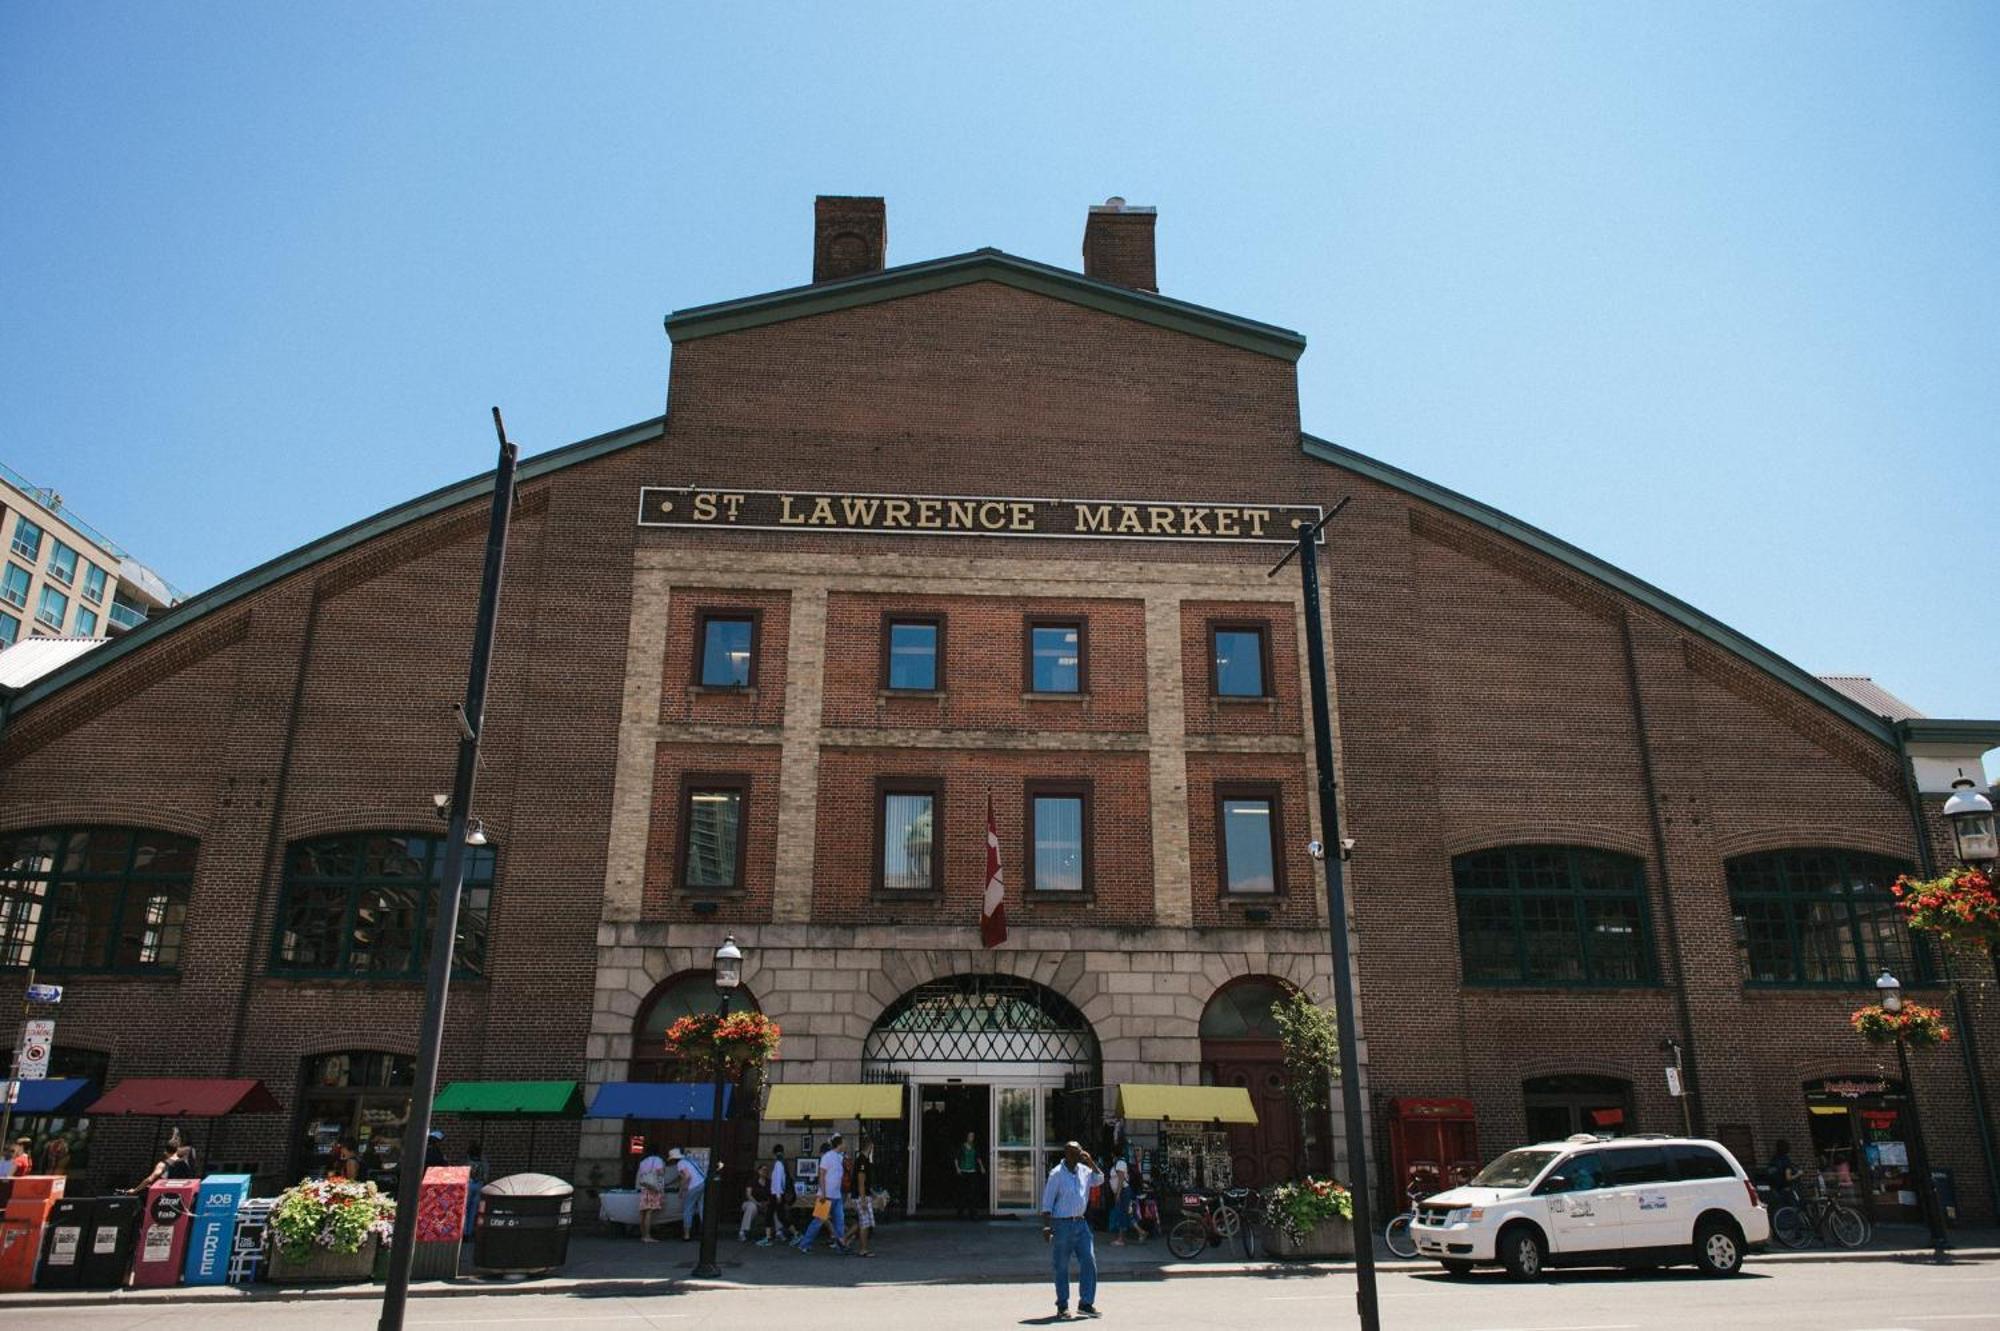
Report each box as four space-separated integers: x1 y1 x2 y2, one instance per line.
679 779 747 892
1453 846 1658 986
1210 622 1271 697
47 540 77 585
696 613 756 688
10 517 43 563
274 833 493 979
1217 784 1283 895
883 616 942 691
1026 782 1090 894
81 563 106 604
0 828 196 972
0 612 16 647
877 782 940 893
36 586 67 631
1727 848 1929 986
1026 620 1085 693
1 563 27 609
73 607 98 636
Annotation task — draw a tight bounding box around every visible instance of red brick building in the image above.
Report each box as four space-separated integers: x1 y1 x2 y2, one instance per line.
4 196 1996 1224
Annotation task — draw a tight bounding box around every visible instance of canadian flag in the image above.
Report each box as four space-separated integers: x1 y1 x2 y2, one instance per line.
981 793 1008 948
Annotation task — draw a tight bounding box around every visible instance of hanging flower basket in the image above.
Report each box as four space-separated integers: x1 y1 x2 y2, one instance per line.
664 1010 782 1069
1892 867 2000 948
1851 1002 1952 1049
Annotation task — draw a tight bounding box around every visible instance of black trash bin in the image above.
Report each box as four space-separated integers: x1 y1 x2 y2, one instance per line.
473 1174 574 1274
80 1195 142 1290
36 1198 93 1289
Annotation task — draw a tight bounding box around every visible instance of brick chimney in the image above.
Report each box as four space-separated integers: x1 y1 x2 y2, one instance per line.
1081 197 1158 292
813 195 887 283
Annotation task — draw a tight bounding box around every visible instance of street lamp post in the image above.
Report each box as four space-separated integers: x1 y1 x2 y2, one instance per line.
1876 971 1950 1256
691 935 743 1280
1942 777 1998 868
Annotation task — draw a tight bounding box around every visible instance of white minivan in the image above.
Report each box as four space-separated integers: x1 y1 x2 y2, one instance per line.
1408 1134 1769 1279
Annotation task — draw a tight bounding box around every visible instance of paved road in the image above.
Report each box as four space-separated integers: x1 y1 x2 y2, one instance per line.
22 1256 2000 1331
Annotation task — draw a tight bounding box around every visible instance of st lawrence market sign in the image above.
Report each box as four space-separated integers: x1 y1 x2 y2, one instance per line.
637 487 1323 544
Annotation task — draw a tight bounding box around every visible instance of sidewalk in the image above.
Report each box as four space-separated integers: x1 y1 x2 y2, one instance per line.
2 1218 1996 1309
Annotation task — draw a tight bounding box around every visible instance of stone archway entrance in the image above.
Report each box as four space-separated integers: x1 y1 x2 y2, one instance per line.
863 973 1100 1215
1200 977 1316 1187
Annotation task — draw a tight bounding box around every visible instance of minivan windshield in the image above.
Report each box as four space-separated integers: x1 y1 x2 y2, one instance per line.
1470 1149 1562 1189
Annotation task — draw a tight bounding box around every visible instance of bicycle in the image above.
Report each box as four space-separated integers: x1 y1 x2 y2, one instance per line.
1165 1189 1241 1260
1769 1176 1870 1250
1384 1180 1429 1259
1228 1186 1266 1259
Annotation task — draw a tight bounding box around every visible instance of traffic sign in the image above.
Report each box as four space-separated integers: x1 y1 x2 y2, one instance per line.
18 1017 55 1081
24 983 63 1005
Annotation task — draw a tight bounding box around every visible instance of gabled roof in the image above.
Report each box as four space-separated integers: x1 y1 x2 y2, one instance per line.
1301 432 2000 751
1819 676 1925 722
665 249 1308 363
0 416 666 722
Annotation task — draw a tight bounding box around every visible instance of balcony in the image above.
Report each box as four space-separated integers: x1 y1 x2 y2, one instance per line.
106 601 148 631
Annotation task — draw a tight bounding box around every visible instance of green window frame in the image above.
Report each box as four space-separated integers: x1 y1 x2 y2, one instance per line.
1452 845 1657 986
0 827 196 973
273 832 495 980
1726 848 1929 987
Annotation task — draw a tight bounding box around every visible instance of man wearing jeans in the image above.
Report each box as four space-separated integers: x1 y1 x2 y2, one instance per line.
1040 1140 1104 1319
793 1133 849 1254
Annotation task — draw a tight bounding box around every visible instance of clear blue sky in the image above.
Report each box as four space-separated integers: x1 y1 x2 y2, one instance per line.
5 4 1996 736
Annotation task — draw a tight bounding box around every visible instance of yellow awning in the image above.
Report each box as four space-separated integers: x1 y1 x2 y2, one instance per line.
763 1083 906 1122
1117 1084 1258 1125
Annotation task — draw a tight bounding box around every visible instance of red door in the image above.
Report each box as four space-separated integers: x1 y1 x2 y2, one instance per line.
1206 1040 1308 1188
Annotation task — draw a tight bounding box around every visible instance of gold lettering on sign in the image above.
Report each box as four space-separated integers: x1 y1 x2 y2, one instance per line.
1074 504 1113 534
1242 508 1268 537
807 496 837 526
779 496 808 525
1213 509 1240 537
883 498 913 527
1147 506 1176 535
692 493 719 521
722 493 746 520
1179 506 1210 535
978 501 1008 530
842 497 880 525
1009 502 1036 531
915 498 944 529
1116 506 1144 535
948 500 977 528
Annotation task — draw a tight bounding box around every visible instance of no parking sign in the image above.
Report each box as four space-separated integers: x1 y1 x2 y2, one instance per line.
17 1018 53 1080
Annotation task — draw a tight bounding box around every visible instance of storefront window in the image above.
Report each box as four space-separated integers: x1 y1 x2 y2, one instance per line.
1453 846 1655 985
1727 849 1929 986
273 832 494 979
1803 1077 1919 1221
1524 1074 1635 1140
0 827 195 972
295 1051 416 1186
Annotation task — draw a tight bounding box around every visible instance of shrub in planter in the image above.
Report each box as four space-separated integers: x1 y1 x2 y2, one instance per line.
1260 1176 1355 1257
267 1177 397 1280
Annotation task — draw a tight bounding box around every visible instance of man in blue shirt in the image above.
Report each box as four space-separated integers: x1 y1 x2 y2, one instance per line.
1040 1140 1104 1319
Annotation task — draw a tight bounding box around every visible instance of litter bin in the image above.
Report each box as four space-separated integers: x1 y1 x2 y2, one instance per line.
473 1173 574 1274
36 1197 92 1289
130 1181 199 1288
82 1195 141 1290
183 1175 251 1285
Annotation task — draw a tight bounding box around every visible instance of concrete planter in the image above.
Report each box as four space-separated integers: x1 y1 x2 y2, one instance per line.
1260 1216 1355 1259
267 1237 380 1284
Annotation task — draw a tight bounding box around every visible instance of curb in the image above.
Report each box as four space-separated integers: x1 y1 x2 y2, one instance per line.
3 1245 1995 1308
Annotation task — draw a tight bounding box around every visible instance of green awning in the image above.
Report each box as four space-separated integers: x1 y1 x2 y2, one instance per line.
432 1080 585 1118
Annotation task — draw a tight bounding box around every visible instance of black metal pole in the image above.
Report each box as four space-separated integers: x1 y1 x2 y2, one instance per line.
378 412 519 1331
1896 1035 1951 1256
1273 501 1378 1331
692 991 731 1278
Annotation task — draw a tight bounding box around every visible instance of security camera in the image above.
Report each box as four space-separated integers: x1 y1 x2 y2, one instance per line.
1339 838 1356 860
432 793 452 811
451 701 477 742
1307 840 1326 861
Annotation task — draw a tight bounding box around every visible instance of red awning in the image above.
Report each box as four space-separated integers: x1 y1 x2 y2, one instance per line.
87 1078 283 1117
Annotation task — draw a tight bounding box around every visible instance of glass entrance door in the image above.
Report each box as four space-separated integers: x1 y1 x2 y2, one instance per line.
994 1086 1041 1211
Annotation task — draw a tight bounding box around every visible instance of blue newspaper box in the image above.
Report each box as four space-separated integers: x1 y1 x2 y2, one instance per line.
182 1175 251 1286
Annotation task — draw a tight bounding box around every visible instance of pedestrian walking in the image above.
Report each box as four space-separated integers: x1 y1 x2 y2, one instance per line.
1106 1157 1142 1245
793 1132 849 1254
765 1144 793 1242
635 1146 668 1243
955 1129 985 1219
1040 1140 1103 1320
424 1129 447 1168
846 1137 876 1257
668 1147 706 1240
7 1138 33 1177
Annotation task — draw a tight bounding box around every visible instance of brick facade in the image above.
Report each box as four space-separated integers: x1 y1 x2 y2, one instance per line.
4 200 1996 1226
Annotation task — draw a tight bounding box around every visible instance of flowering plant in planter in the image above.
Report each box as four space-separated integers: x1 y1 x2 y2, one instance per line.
1261 1176 1354 1244
1851 1001 1952 1049
664 1010 782 1069
1891 867 2000 948
269 1177 397 1260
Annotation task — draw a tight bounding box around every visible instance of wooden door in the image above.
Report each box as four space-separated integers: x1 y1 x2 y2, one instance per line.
1206 1041 1305 1187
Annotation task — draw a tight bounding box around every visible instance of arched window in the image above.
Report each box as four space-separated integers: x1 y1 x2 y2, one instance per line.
630 971 761 1082
273 832 495 980
0 827 196 972
1198 978 1290 1040
1727 849 1927 986
1453 846 1655 985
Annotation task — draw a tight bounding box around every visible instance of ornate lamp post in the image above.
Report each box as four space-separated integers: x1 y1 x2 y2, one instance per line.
1876 970 1950 1255
691 935 743 1279
1943 777 1998 867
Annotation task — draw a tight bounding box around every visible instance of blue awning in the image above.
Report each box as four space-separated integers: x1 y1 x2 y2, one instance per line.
9 1078 95 1115
586 1082 732 1121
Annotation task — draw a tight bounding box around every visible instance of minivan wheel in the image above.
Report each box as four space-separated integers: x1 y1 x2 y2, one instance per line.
1499 1225 1546 1281
1693 1218 1743 1277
